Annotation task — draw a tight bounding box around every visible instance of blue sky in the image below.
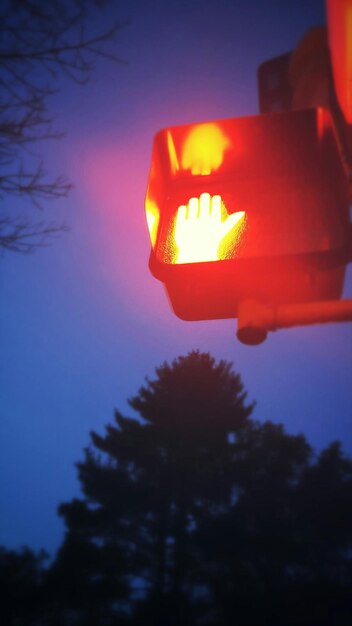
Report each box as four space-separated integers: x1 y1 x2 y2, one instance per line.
1 0 352 558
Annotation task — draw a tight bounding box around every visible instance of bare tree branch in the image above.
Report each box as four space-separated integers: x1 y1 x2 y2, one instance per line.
0 216 70 253
0 0 125 253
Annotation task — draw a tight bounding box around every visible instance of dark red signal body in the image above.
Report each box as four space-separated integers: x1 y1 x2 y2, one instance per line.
146 108 350 321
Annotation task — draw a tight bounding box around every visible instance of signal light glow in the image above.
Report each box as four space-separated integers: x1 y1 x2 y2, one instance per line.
327 0 352 123
145 197 160 247
167 131 180 174
173 193 245 264
181 124 230 175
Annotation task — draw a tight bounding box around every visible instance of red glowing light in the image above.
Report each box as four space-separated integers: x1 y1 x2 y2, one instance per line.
181 123 230 175
173 193 245 264
146 109 350 322
327 0 352 123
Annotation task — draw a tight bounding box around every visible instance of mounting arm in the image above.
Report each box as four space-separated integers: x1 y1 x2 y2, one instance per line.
237 299 352 345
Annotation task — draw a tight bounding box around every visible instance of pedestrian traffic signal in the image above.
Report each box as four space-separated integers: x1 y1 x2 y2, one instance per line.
146 108 350 321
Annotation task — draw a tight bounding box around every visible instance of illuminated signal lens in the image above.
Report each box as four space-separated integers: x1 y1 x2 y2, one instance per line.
181 124 230 175
167 131 180 174
145 197 160 248
173 193 245 264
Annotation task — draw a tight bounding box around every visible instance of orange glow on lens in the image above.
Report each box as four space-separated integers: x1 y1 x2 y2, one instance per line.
181 123 230 175
167 131 180 174
145 196 160 247
327 0 352 123
173 192 245 264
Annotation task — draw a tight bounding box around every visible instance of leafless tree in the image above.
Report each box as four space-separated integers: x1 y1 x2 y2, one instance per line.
0 0 123 253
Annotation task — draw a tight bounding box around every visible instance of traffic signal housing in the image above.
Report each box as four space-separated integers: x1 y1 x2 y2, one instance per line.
146 108 350 321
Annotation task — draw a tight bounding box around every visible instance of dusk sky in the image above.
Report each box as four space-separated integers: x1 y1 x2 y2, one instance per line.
1 0 352 559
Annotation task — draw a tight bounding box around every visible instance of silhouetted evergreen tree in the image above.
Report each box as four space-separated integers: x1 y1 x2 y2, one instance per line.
50 352 352 626
0 545 47 625
56 352 253 625
47 484 132 625
193 420 313 623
